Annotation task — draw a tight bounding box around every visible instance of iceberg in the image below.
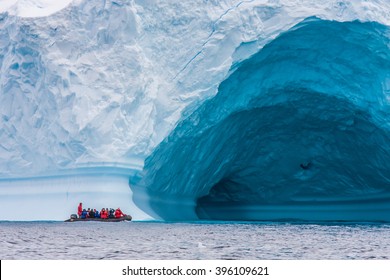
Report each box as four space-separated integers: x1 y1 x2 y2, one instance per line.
1 0 390 221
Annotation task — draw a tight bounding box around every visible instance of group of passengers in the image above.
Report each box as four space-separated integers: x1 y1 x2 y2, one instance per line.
77 203 125 219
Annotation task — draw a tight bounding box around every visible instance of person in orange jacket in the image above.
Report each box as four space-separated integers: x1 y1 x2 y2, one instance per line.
114 208 125 218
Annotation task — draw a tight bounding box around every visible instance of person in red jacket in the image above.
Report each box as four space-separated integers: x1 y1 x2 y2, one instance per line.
100 208 108 219
77 202 83 218
114 208 125 218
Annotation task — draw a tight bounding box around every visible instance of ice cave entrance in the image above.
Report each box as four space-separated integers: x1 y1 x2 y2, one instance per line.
136 18 390 222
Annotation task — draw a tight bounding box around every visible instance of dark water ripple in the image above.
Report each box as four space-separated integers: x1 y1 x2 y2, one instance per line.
0 221 389 259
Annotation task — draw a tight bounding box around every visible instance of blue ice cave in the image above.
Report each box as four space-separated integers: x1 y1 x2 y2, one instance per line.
133 18 390 221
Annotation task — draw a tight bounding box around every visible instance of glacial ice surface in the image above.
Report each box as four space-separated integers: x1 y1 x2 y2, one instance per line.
1 1 390 221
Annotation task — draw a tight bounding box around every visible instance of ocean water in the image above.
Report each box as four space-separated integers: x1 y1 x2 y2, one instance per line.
0 221 389 260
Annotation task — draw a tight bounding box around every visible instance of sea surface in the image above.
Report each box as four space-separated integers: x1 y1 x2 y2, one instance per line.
0 221 389 259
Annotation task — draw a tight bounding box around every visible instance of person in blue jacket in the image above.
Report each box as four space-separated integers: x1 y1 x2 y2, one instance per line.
81 209 88 219
95 209 100 218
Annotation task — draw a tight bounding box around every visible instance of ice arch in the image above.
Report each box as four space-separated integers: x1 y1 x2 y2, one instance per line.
133 18 390 221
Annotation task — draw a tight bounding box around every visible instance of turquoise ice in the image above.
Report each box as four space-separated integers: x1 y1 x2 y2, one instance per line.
135 18 390 221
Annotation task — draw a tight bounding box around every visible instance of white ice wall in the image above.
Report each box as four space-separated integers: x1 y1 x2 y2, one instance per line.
2 0 390 177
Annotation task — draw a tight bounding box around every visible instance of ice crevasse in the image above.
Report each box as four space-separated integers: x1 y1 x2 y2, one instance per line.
1 0 390 221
